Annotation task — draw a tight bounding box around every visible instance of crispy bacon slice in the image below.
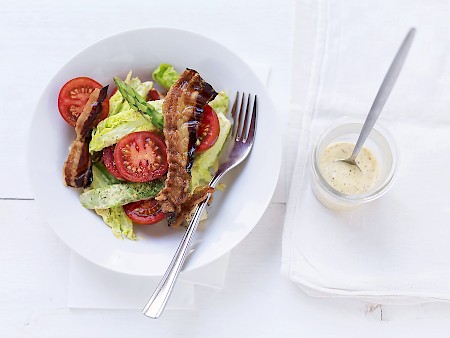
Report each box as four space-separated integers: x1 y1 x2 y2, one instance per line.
170 185 215 227
155 69 217 220
63 86 108 188
64 139 92 188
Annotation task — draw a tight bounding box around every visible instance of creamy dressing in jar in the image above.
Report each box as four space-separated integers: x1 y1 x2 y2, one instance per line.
319 142 379 195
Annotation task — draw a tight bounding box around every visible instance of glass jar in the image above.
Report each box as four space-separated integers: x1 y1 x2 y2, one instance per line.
311 117 397 211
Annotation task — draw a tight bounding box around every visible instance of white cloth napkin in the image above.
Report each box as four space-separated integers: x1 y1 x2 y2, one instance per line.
282 0 450 303
68 63 270 310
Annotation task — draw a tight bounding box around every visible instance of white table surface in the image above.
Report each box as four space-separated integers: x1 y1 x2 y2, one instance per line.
3 0 450 336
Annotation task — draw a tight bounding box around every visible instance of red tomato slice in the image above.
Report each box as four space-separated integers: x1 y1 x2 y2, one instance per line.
147 89 160 101
123 199 165 225
114 131 168 182
58 77 109 127
102 146 124 180
196 105 220 153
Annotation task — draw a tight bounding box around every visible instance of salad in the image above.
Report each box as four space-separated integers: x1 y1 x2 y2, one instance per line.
58 64 231 240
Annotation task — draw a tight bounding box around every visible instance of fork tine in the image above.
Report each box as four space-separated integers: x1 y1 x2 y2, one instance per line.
230 92 239 138
231 92 242 138
240 94 252 142
230 92 239 120
245 95 257 143
235 92 246 141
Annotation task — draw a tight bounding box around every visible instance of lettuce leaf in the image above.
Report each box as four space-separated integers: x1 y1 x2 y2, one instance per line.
89 163 135 240
89 109 156 153
209 91 229 115
191 109 232 190
80 180 164 209
90 161 121 188
95 207 135 240
109 72 131 116
149 98 164 113
152 64 179 90
109 90 126 116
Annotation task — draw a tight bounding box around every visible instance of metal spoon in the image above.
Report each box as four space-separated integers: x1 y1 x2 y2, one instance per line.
341 28 415 167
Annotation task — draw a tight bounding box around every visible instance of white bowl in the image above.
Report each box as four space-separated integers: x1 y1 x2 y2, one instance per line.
28 27 281 276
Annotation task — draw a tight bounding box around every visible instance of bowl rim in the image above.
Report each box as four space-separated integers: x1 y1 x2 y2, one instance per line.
27 26 282 276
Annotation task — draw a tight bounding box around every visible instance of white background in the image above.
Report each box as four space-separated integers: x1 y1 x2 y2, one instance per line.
3 0 450 336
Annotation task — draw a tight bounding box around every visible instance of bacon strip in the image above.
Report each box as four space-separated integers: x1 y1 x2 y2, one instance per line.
63 86 108 188
170 185 214 227
155 69 217 220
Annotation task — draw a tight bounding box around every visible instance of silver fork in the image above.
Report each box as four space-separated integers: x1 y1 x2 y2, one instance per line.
142 92 257 319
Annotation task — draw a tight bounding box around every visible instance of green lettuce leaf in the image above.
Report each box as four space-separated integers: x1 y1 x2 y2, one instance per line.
109 91 125 116
148 98 163 113
191 109 232 190
209 91 229 115
89 163 135 240
80 180 164 209
89 109 156 153
95 207 135 240
90 162 121 188
152 64 179 90
109 72 131 116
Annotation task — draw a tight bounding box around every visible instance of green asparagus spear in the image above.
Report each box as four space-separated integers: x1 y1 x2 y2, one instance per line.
113 77 164 130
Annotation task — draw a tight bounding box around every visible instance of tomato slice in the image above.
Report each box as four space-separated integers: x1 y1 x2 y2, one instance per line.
58 77 109 127
123 199 165 225
147 89 160 101
103 146 124 180
196 105 220 153
114 131 168 182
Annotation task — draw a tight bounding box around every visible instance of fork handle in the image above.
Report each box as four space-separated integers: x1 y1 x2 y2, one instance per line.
142 194 211 318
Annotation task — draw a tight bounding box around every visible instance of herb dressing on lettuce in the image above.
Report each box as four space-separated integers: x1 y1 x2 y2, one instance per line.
319 142 379 195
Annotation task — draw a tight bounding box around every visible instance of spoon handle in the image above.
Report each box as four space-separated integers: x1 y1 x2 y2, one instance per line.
349 28 416 162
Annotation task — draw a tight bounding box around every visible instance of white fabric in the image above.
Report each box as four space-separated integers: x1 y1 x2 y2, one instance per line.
68 63 270 310
282 0 450 303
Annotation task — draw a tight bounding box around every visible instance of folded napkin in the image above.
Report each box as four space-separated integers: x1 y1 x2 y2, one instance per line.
282 0 450 303
68 62 270 310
